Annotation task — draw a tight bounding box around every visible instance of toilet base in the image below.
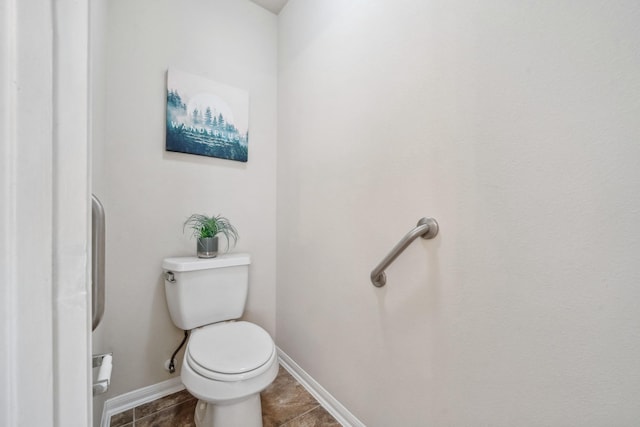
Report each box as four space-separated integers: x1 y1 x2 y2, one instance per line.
194 393 263 427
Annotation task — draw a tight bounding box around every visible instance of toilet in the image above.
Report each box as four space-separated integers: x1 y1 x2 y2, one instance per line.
162 253 278 427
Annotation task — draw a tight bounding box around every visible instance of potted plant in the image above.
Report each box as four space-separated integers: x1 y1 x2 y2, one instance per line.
183 213 239 258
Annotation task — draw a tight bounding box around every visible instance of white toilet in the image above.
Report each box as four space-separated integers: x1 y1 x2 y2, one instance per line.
162 253 278 427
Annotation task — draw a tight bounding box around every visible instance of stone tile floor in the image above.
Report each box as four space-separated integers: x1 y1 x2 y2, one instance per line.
109 366 341 427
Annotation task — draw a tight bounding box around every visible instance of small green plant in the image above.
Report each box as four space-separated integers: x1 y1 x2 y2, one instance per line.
183 213 239 251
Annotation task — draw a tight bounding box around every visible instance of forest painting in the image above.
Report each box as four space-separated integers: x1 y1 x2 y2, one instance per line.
166 69 249 162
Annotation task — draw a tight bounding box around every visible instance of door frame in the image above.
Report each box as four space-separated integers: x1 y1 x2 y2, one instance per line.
1 0 91 425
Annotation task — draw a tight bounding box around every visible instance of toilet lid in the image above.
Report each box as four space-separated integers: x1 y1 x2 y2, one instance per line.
187 321 275 381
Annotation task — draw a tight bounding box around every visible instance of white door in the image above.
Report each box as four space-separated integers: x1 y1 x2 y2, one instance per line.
0 1 91 426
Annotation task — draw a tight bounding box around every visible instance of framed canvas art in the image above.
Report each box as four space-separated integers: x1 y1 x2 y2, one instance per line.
166 69 249 162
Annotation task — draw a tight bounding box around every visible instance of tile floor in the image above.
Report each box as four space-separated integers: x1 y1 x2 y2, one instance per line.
109 366 341 427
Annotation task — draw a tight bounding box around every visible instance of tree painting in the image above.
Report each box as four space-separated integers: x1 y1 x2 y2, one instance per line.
166 69 249 162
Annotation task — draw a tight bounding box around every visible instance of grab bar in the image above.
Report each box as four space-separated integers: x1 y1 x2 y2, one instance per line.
370 217 439 287
92 194 106 331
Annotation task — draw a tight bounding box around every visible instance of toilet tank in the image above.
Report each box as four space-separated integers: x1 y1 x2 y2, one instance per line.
162 253 250 330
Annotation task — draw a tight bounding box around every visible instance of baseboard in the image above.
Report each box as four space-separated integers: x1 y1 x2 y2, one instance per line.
100 350 365 427
100 377 184 427
277 347 366 427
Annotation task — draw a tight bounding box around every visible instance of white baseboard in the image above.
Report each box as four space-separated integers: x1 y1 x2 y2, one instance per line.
100 377 184 427
100 350 365 427
277 347 366 427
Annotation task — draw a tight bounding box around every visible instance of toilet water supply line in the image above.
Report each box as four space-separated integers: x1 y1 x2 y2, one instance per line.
370 217 439 287
169 330 190 374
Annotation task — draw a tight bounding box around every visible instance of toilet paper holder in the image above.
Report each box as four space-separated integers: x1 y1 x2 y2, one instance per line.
93 352 113 396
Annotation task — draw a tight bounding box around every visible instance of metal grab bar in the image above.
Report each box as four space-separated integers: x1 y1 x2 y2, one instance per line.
370 217 439 287
92 194 106 331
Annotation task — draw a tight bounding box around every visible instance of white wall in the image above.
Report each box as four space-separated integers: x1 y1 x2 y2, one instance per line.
277 1 640 425
93 0 277 399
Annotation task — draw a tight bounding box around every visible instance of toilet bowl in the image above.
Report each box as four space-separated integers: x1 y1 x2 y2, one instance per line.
182 321 279 427
162 254 277 427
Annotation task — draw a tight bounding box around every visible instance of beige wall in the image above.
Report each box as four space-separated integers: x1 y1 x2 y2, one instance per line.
277 1 640 425
92 0 277 399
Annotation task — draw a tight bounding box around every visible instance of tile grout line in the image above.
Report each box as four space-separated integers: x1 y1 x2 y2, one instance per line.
278 403 321 427
133 396 198 425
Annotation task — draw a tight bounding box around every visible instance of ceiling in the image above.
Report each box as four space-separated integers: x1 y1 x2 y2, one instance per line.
250 0 289 14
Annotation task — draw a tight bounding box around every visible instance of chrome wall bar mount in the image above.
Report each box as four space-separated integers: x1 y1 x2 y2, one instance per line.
370 217 439 287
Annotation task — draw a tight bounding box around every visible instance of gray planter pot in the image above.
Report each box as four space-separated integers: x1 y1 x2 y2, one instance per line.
197 236 219 258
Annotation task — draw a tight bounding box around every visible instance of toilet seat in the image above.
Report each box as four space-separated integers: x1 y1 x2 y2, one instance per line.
187 321 276 382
